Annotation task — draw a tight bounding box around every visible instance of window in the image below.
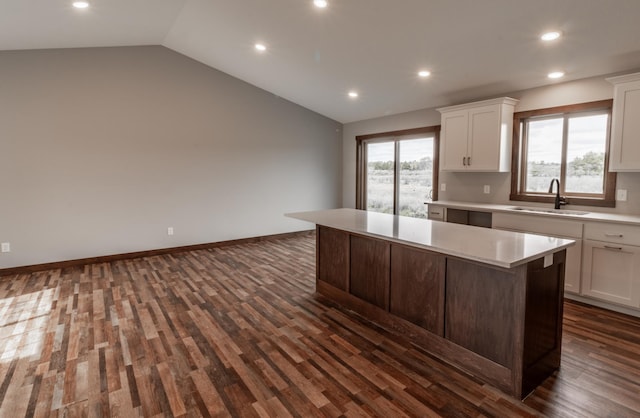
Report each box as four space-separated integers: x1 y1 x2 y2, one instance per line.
511 100 616 207
356 127 439 218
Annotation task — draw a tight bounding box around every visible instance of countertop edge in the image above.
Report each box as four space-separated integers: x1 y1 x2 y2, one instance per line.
286 209 574 269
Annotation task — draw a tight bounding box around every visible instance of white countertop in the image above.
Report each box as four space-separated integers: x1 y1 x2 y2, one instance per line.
286 208 574 269
428 200 640 225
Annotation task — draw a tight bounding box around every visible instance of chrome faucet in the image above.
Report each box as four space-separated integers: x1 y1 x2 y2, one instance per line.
548 178 567 209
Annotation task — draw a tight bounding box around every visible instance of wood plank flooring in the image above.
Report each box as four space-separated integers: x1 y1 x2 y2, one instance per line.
1 232 639 417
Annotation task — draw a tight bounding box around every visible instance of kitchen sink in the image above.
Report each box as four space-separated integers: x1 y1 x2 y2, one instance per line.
510 207 589 216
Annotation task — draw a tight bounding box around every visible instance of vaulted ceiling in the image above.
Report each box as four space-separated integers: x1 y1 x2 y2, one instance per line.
3 0 640 123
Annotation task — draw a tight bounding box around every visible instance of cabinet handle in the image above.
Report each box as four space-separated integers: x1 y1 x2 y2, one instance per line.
604 233 623 238
462 156 466 166
467 156 471 166
604 245 623 251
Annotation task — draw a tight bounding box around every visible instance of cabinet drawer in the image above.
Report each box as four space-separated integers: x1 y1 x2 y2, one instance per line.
427 205 444 221
584 222 640 246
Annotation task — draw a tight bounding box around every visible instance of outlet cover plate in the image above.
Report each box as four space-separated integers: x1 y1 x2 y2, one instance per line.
617 189 628 201
1 243 10 253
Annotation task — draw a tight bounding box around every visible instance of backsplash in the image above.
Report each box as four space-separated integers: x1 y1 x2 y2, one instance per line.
438 171 640 216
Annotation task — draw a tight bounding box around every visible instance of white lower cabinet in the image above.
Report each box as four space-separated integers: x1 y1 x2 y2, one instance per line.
581 222 640 308
492 213 582 294
426 204 444 221
562 241 583 294
581 240 640 307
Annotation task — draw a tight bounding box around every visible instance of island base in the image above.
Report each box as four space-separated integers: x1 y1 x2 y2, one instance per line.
315 225 566 400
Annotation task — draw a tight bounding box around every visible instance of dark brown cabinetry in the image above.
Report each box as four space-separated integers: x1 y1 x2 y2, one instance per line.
317 226 349 290
350 235 390 309
390 245 445 335
445 258 518 367
314 224 565 399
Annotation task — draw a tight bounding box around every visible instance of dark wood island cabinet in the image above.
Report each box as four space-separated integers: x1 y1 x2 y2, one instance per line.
289 209 574 399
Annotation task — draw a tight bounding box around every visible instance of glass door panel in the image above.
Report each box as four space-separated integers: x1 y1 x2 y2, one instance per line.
398 138 433 218
366 141 395 214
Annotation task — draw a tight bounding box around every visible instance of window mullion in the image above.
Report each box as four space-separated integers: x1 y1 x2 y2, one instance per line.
393 140 400 215
560 115 569 194
359 142 367 209
520 121 529 193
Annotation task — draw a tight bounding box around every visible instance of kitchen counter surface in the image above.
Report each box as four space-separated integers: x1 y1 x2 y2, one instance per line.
287 208 573 269
428 200 640 225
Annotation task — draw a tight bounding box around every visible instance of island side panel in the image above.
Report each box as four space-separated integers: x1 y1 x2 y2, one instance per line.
390 244 446 336
317 226 350 291
350 234 391 310
445 258 525 369
521 249 566 397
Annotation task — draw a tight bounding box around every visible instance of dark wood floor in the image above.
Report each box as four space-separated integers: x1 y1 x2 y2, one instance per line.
1 233 639 417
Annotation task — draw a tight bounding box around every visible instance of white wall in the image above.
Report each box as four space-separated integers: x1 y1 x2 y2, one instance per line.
0 46 342 269
343 74 640 215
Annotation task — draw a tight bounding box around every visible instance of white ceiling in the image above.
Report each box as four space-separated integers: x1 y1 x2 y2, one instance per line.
3 0 640 123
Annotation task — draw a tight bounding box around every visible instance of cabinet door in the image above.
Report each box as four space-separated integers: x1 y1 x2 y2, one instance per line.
610 80 640 171
581 240 640 307
350 235 390 310
564 241 582 294
445 258 518 368
467 105 502 171
389 245 445 335
317 226 349 290
440 110 469 170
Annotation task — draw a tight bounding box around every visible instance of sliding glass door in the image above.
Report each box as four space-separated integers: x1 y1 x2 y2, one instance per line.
363 134 435 218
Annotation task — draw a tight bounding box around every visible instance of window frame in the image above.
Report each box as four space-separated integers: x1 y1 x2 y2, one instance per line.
510 100 616 208
355 126 440 214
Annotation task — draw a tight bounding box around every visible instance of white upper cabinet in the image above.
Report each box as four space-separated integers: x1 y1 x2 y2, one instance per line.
607 72 640 171
438 97 518 172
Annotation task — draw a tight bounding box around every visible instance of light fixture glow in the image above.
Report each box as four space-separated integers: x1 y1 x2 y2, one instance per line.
314 0 328 8
540 31 561 41
348 91 359 98
548 71 565 79
254 43 267 52
73 1 89 8
418 70 431 78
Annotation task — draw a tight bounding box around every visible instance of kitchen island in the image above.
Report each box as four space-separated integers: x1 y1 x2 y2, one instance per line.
286 208 575 399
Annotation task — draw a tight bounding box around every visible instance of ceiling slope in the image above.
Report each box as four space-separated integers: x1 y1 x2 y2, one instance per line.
3 0 640 123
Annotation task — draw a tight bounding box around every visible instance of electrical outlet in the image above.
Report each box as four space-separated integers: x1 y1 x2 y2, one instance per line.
483 185 490 194
167 227 174 236
1 242 10 253
617 189 628 201
441 183 446 192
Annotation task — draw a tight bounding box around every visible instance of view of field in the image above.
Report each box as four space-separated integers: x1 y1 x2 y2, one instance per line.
366 138 434 219
525 111 608 195
525 151 605 193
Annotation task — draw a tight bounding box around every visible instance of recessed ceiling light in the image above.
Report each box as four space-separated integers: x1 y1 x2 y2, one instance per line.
348 91 359 98
418 70 431 78
72 1 89 8
548 71 565 79
254 43 267 52
314 0 328 8
541 31 561 41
